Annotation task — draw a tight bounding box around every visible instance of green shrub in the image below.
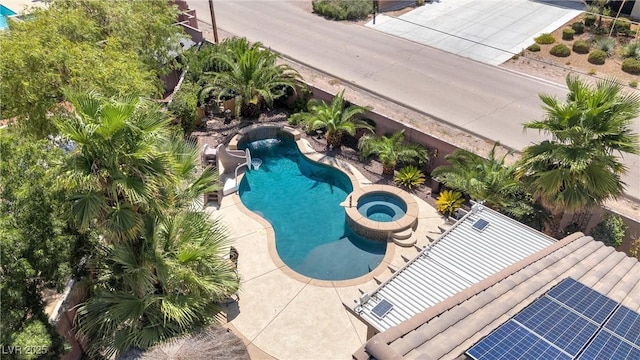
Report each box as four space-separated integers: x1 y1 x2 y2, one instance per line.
571 21 585 34
596 37 616 56
394 166 425 190
527 43 541 52
584 14 597 27
168 80 201 135
591 214 627 248
562 28 575 40
630 80 638 88
436 190 464 217
572 40 590 54
312 0 373 21
622 41 640 59
611 18 632 34
550 44 571 57
588 50 607 65
622 58 640 74
534 33 555 44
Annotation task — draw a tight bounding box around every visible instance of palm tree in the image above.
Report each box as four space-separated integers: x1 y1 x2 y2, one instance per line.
518 75 640 234
207 38 299 119
75 211 240 358
55 91 217 242
431 143 530 217
290 89 373 147
358 130 428 175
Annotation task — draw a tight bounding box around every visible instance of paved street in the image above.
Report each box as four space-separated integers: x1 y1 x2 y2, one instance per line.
186 0 640 201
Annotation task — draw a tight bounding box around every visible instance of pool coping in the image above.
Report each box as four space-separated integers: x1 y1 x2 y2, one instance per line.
229 126 398 287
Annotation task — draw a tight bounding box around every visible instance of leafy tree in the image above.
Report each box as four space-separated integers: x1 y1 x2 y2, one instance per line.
291 89 373 147
518 75 640 235
591 214 627 247
431 143 532 218
358 130 427 175
76 211 240 358
55 91 217 243
169 80 201 135
205 38 299 119
0 0 182 137
0 132 79 357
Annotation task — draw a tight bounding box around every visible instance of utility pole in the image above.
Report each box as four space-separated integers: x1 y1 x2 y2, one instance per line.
208 0 219 43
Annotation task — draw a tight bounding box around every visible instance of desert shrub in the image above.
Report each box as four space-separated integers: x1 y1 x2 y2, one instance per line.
550 44 571 57
611 18 632 34
562 28 575 40
622 41 640 59
168 80 201 135
584 14 596 27
591 214 627 248
630 80 638 88
572 40 591 54
436 190 464 218
571 21 585 34
534 33 555 44
622 58 640 74
394 166 425 190
312 0 373 21
596 37 616 56
527 43 541 52
588 49 607 64
630 236 640 261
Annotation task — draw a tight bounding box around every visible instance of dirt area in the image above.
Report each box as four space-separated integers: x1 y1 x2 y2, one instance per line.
502 14 640 87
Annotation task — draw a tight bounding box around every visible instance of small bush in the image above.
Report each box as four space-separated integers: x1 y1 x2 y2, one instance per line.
572 40 590 54
584 14 597 27
622 41 640 59
622 58 640 74
394 166 425 190
588 50 607 65
562 28 575 40
591 214 627 248
630 80 638 88
571 21 585 34
535 33 555 44
596 37 616 56
527 43 541 52
550 44 571 57
588 68 597 75
168 80 201 135
436 190 464 218
611 18 632 34
312 0 373 21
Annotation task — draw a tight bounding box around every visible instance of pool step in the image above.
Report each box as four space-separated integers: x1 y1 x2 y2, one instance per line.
392 228 413 240
392 232 417 247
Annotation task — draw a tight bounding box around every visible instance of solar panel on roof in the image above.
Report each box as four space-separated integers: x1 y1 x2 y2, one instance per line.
466 278 640 360
547 278 617 324
371 299 393 319
467 320 572 360
577 331 640 360
604 305 640 347
472 218 489 231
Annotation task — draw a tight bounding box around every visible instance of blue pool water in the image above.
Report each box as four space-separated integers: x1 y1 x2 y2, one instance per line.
0 5 16 30
238 137 386 281
358 193 407 222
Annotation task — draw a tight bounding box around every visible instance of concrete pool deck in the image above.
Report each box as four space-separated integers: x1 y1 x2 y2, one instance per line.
206 139 447 359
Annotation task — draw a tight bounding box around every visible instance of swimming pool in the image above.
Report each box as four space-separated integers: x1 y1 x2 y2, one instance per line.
0 5 16 30
238 136 386 281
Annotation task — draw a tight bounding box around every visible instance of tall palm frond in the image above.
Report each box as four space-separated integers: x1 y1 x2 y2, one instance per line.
76 211 239 358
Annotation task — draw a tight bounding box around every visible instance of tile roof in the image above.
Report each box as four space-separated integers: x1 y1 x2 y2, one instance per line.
354 233 640 360
353 204 556 332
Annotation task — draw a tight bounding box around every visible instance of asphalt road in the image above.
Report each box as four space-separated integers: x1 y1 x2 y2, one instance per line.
187 0 640 201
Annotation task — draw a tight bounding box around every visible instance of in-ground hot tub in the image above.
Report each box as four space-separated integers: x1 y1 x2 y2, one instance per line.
345 185 418 241
358 193 407 222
